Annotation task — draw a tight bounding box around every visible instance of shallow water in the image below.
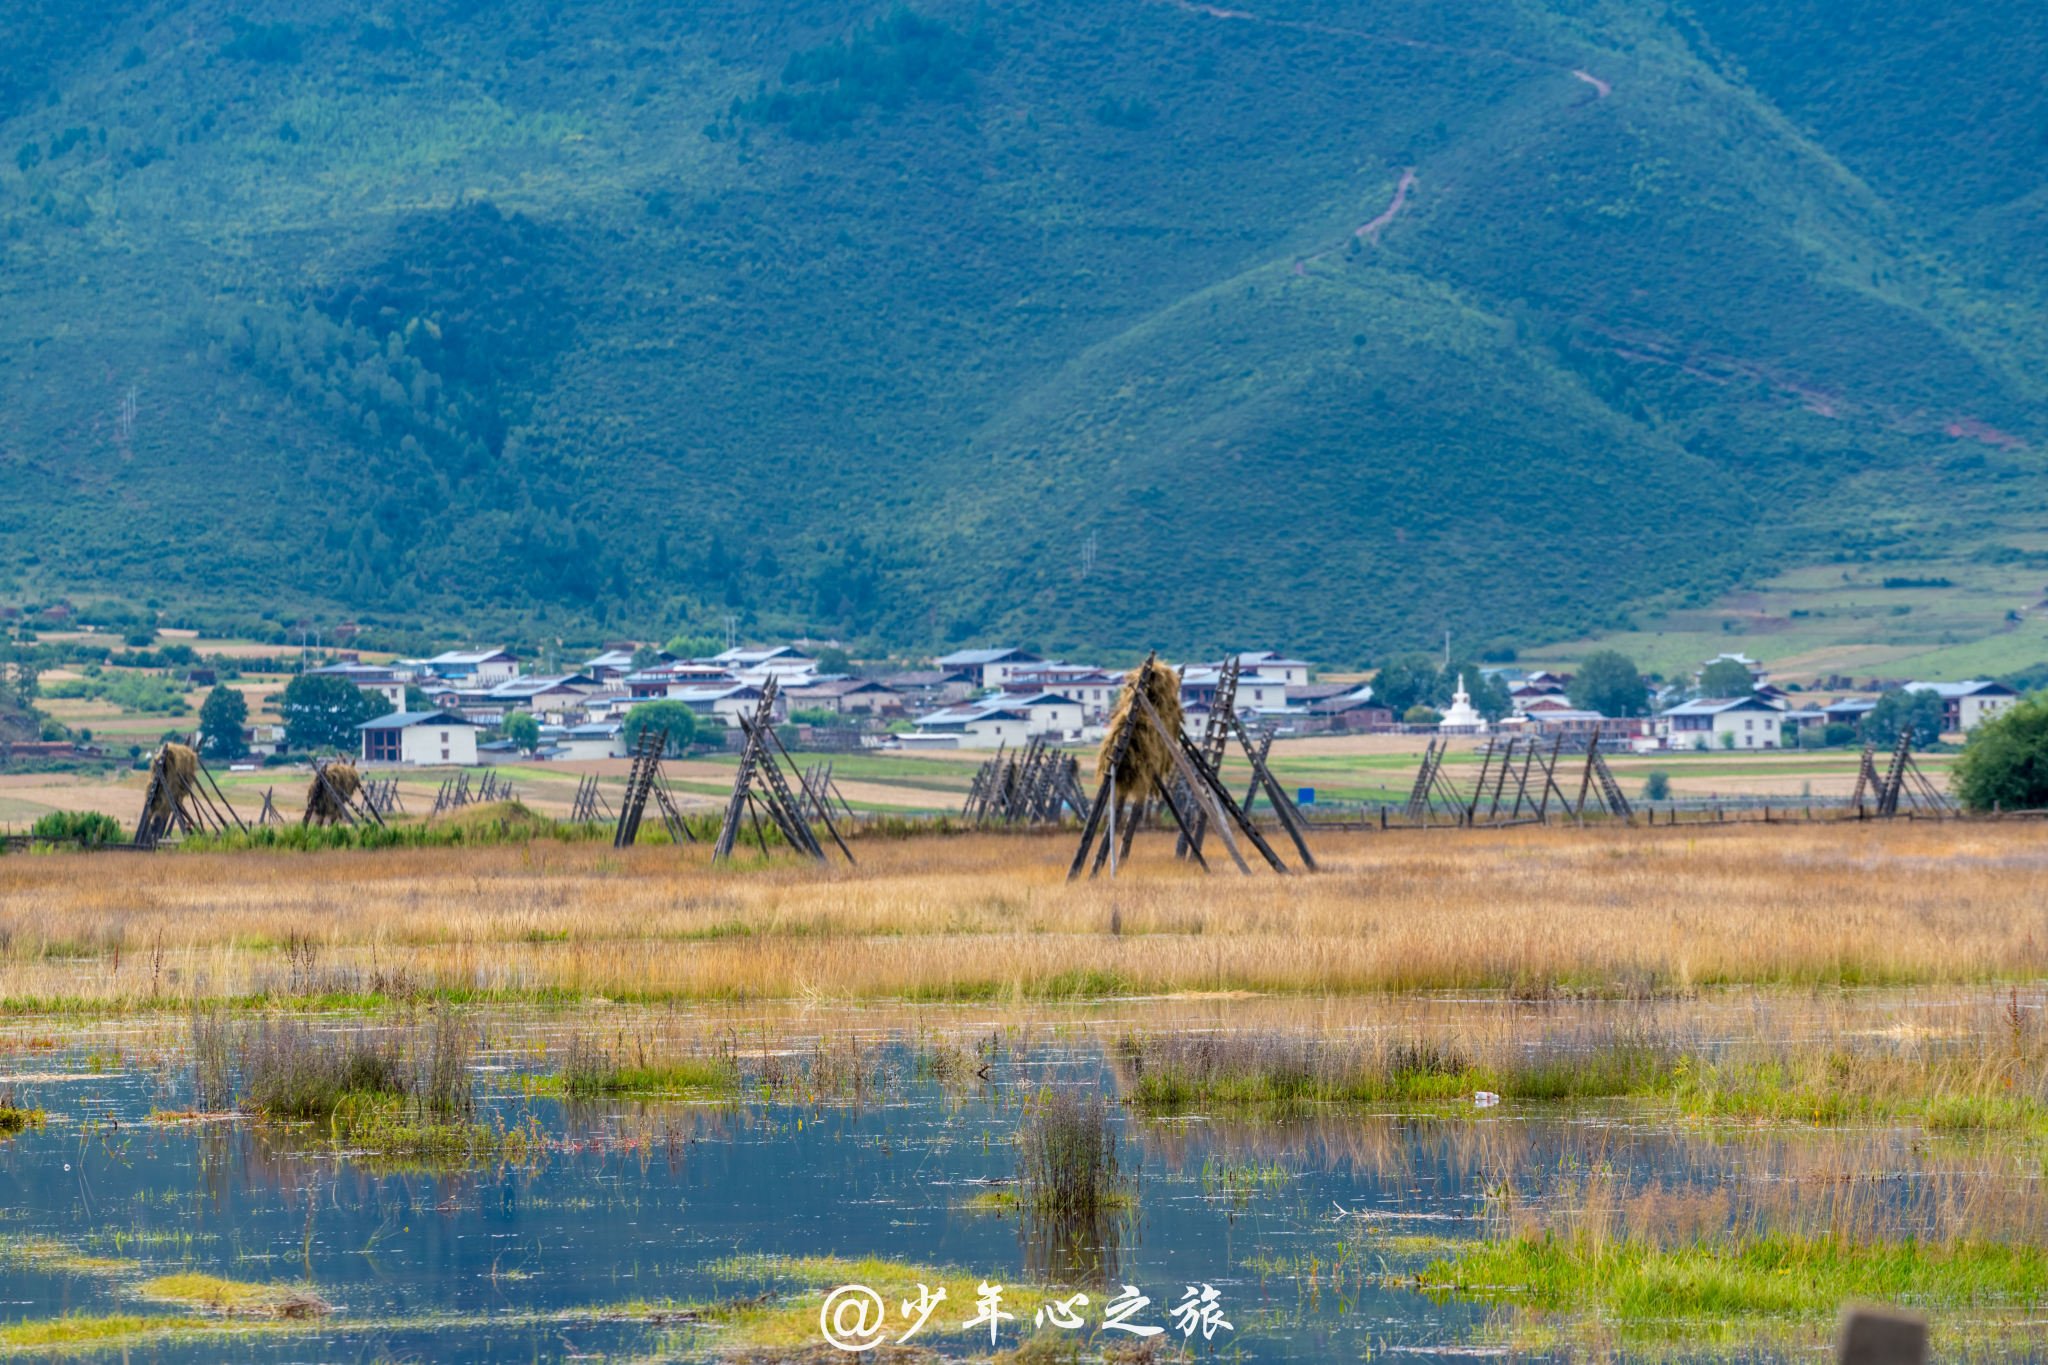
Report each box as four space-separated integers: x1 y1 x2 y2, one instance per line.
0 1009 2039 1363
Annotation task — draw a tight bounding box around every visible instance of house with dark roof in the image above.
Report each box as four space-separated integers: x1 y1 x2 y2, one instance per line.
905 692 1081 748
1902 680 2019 731
783 677 904 715
1657 696 1785 750
882 670 977 709
932 647 1044 690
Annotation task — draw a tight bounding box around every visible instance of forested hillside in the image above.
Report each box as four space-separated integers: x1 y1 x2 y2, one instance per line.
1 0 2043 658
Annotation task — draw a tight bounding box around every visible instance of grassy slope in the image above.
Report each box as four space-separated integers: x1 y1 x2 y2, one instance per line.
1521 547 2048 682
0 0 2043 656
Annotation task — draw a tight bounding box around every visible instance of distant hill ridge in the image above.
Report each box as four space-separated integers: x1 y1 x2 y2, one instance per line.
0 0 2042 658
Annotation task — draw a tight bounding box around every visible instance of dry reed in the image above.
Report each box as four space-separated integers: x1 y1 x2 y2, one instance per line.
0 822 2039 1002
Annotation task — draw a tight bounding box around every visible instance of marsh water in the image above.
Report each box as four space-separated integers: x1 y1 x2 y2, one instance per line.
0 1003 2040 1363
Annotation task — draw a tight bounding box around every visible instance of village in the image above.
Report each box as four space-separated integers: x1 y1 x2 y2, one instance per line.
267 642 2017 768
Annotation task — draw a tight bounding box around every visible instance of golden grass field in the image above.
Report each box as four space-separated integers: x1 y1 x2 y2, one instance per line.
0 819 2040 1003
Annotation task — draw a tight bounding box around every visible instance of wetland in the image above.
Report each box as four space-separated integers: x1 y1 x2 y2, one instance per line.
0 823 2039 1360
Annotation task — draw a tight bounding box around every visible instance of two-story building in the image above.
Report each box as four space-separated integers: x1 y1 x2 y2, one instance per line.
1659 695 1785 749
418 648 521 684
932 647 1045 691
1901 680 2020 732
1001 666 1122 721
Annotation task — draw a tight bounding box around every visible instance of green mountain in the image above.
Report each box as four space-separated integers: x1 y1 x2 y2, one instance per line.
2 0 2044 659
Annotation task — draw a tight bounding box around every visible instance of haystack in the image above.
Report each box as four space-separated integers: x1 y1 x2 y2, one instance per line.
1095 654 1184 795
146 744 201 821
303 761 363 826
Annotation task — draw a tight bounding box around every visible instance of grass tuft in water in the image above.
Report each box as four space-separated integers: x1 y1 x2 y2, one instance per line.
0 1103 45 1133
556 1034 737 1096
1018 1087 1126 1213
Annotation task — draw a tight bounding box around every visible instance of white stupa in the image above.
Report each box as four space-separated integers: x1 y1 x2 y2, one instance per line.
1437 671 1490 735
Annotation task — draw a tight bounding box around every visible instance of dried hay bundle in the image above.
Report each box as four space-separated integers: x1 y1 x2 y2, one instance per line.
1096 654 1184 793
303 761 363 825
147 744 201 818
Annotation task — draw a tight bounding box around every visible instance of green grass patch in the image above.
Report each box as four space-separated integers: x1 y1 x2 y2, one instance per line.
1124 1032 1673 1114
0 1313 196 1350
554 1056 739 1097
1421 1233 2048 1328
139 1273 330 1317
0 1105 47 1133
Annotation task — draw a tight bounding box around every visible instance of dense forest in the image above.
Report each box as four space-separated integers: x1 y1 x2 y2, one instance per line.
0 0 2043 657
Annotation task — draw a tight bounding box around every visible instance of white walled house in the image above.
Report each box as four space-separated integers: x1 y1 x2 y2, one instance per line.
1230 651 1312 687
487 673 599 711
1659 696 1784 749
1901 680 2019 732
933 647 1045 691
907 692 1084 748
421 648 521 684
1180 664 1292 713
357 711 479 766
1003 666 1122 721
556 721 627 760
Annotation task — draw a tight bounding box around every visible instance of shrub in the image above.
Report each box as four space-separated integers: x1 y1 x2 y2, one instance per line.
1642 770 1670 801
622 699 699 756
1863 688 1947 748
1953 695 2048 812
30 810 124 845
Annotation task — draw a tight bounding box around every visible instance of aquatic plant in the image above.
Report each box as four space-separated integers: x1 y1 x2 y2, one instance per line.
1017 1087 1121 1214
239 1016 405 1118
0 1103 44 1133
189 1001 235 1111
1120 1022 1676 1111
557 1033 734 1096
188 1005 475 1122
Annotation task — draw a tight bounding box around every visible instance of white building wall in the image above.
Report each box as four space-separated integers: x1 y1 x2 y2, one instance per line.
1960 693 2015 730
1716 709 1779 749
558 737 625 761
400 724 478 766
